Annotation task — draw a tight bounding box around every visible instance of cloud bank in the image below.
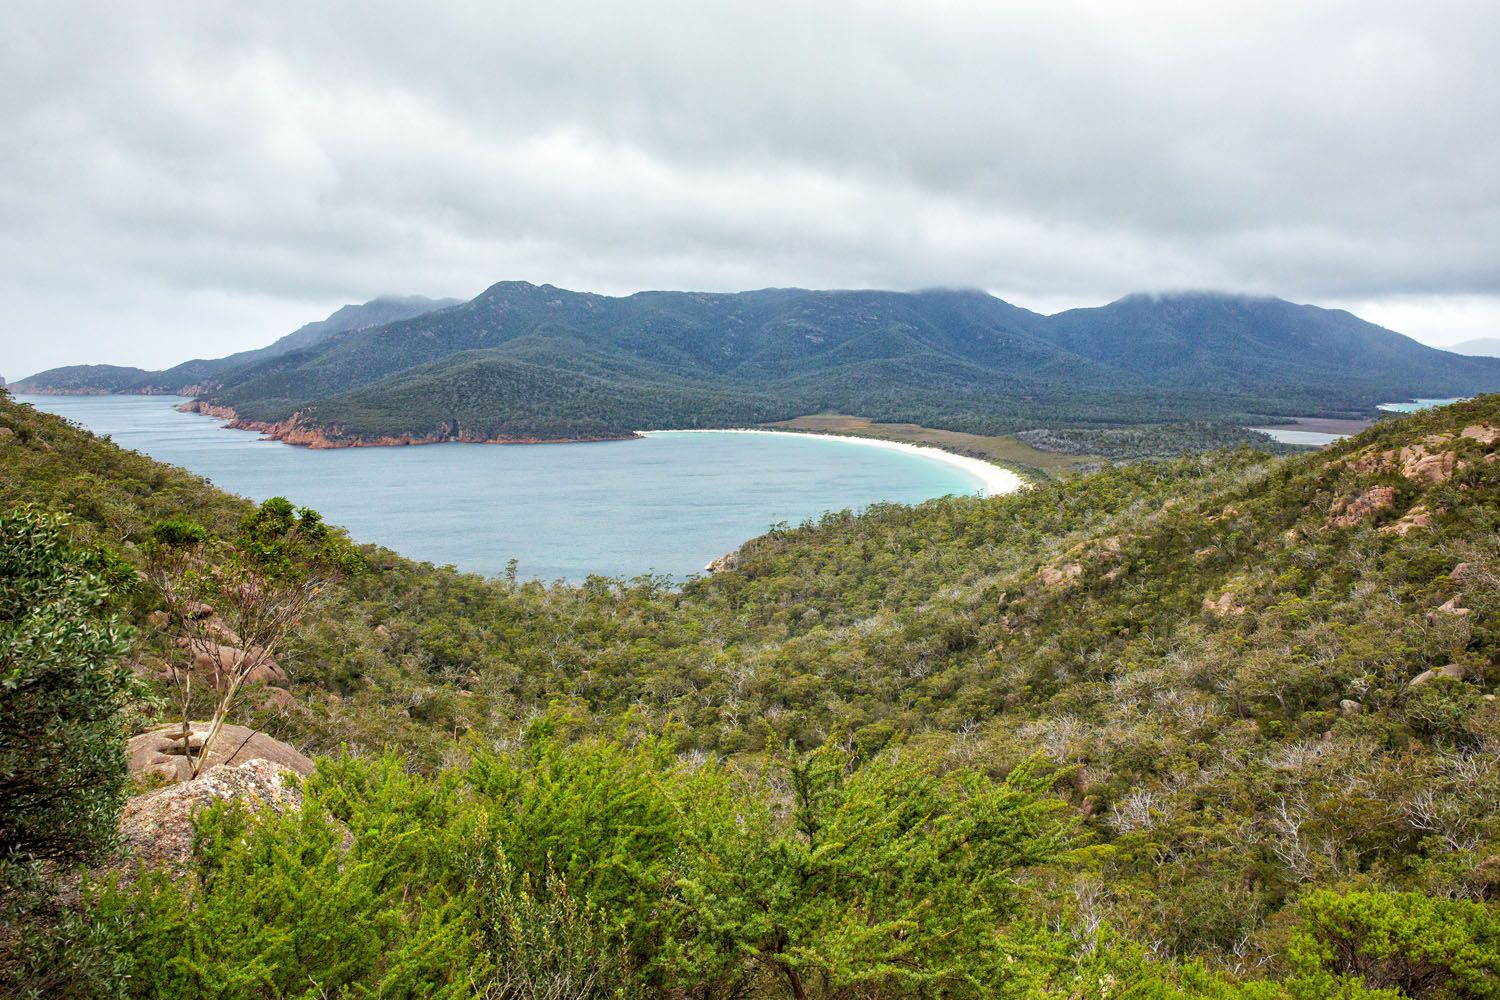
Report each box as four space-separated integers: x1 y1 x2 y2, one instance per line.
3 0 1498 375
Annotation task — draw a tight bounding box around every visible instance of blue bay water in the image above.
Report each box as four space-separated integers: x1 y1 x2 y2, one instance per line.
16 394 984 581
1377 397 1466 413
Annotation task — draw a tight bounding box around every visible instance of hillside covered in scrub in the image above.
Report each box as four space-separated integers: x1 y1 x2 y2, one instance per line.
4 388 1500 996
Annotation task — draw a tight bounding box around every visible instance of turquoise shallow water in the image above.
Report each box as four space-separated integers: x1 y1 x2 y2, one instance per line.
16 394 984 581
1377 397 1466 413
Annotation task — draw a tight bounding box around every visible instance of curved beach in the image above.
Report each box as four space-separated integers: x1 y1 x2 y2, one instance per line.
639 428 1025 497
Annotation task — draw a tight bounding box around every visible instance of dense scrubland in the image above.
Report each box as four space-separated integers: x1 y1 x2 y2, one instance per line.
4 387 1500 997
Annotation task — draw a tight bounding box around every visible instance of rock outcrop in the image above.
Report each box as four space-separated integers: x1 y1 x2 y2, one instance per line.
1203 592 1247 617
254 685 298 712
176 399 637 449
128 723 315 783
1038 562 1084 587
1400 446 1459 485
1329 486 1396 527
705 550 742 574
1379 505 1434 537
1409 663 1467 688
1334 425 1500 485
1461 423 1500 445
163 636 287 687
117 758 305 871
1428 595 1471 621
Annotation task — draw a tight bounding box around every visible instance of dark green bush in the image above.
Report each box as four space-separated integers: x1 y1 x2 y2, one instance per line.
0 507 135 875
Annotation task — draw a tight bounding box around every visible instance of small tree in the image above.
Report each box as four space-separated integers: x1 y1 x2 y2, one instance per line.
144 498 360 778
668 742 1074 998
0 507 136 879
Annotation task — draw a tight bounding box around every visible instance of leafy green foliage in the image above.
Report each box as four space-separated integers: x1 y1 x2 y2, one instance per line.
89 761 482 999
144 496 364 776
666 744 1071 997
0 508 136 873
0 389 253 547
1287 890 1500 998
0 508 138 995
79 727 1073 998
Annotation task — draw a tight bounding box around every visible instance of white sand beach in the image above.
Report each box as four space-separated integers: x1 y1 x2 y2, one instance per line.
639 428 1026 497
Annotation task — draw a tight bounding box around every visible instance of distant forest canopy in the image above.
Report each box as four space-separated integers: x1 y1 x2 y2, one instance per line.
16 284 1500 448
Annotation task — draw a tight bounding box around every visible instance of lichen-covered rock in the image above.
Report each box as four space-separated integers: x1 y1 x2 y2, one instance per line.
1203 592 1247 617
1379 505 1434 537
1400 446 1460 484
1429 595 1471 620
1038 562 1084 587
117 758 304 871
1329 486 1396 527
704 550 741 573
1461 423 1500 445
1409 663 1467 688
254 685 298 712
127 723 314 783
172 637 287 686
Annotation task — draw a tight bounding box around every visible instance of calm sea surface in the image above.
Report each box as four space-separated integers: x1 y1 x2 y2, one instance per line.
17 394 985 581
1377 397 1466 413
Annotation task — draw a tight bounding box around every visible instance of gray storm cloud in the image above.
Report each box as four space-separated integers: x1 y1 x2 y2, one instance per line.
2 0 1498 375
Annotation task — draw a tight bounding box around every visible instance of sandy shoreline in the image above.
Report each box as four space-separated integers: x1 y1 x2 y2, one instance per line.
640 428 1026 497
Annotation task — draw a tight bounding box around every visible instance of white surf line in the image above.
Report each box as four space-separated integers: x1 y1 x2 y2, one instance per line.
638 428 1026 497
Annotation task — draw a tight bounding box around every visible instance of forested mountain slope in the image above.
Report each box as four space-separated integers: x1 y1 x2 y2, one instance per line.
181 283 1500 446
4 389 1500 996
11 295 460 395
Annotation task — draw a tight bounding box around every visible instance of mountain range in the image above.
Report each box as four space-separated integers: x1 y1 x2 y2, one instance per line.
16 284 1500 447
1449 336 1500 358
10 295 460 396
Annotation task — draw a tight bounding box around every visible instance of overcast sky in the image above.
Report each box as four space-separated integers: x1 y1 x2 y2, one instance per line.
4 0 1499 377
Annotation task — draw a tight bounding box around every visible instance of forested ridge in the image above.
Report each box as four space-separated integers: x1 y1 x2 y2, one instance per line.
5 387 1500 997
198 286 1500 446
10 295 459 397
17 284 1500 451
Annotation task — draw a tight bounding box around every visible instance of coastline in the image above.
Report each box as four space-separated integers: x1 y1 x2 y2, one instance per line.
175 399 638 448
20 392 1024 494
640 428 1026 497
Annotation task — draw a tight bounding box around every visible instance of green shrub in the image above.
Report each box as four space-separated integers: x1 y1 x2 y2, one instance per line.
0 506 136 876
70 727 1077 998
1287 889 1500 998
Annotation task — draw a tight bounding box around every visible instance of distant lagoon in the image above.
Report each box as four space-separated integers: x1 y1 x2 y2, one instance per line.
16 394 1009 581
1376 397 1466 413
1252 427 1349 446
1251 398 1467 446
